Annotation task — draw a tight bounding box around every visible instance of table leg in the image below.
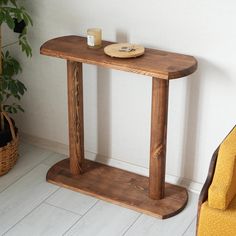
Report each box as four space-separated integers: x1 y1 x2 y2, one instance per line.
149 77 169 200
47 72 187 218
67 60 84 175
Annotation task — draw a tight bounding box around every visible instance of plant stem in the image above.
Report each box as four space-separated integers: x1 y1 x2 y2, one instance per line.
2 40 19 49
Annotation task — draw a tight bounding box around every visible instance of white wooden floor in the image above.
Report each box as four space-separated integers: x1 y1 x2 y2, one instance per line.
0 143 198 236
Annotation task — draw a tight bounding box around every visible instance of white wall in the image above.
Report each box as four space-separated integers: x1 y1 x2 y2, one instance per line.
4 0 236 186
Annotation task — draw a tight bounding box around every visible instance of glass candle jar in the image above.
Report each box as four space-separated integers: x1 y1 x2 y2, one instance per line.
87 28 102 49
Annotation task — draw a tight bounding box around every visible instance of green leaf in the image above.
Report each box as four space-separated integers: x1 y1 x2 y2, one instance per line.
1 1 31 114
9 80 18 94
17 80 26 95
9 0 17 7
19 35 32 57
17 106 24 112
14 94 21 100
0 94 3 102
0 0 9 6
2 51 22 77
24 12 33 26
5 11 15 29
2 80 8 90
12 107 17 113
22 13 29 26
0 11 4 24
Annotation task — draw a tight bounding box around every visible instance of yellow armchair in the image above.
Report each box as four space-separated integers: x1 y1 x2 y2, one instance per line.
197 126 236 236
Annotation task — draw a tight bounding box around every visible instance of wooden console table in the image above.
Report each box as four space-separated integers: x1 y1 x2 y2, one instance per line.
40 36 197 219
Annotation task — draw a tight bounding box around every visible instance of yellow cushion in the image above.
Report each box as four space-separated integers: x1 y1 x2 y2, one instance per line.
198 197 236 236
208 127 236 209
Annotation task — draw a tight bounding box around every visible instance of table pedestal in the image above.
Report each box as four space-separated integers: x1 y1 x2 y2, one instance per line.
46 60 188 219
47 159 188 219
41 35 197 219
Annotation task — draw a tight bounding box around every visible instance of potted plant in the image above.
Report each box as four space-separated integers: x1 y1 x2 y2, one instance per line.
0 0 32 175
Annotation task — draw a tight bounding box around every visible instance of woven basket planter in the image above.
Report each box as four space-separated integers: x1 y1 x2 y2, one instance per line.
0 112 19 176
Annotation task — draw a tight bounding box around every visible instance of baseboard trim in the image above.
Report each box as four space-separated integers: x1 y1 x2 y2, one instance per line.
20 132 202 194
21 132 69 155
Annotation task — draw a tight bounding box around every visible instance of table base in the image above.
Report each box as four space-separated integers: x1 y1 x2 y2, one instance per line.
46 159 188 219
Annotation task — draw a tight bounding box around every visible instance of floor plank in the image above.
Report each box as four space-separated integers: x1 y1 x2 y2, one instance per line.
183 217 197 236
5 203 81 236
0 164 58 235
46 188 98 215
124 192 198 236
0 144 199 236
64 201 140 236
42 152 67 167
0 143 52 192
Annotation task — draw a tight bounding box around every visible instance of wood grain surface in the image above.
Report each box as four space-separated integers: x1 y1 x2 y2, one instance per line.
67 61 84 175
41 35 197 219
149 78 169 200
47 159 188 219
40 36 197 80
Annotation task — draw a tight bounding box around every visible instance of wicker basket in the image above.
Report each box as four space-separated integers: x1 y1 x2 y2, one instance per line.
0 112 19 176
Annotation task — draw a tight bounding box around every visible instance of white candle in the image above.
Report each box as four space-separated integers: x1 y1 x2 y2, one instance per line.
87 28 102 48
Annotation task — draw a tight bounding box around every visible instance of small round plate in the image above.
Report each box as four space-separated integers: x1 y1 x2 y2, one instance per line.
104 43 145 58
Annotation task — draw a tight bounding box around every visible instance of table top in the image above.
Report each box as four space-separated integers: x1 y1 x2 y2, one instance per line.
40 36 197 80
